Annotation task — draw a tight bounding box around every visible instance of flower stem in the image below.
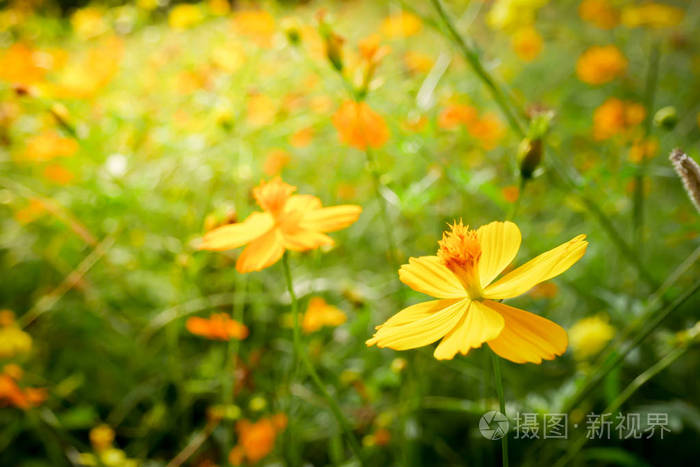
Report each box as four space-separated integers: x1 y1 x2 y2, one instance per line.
281 253 364 463
490 351 509 467
365 148 400 269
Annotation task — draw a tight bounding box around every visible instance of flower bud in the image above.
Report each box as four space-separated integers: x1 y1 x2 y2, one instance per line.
517 137 542 180
653 106 678 131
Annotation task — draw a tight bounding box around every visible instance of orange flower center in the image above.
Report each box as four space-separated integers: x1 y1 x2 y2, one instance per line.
253 178 295 214
437 221 483 298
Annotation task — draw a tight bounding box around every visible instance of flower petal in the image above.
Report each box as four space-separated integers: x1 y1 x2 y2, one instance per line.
477 221 521 288
235 228 285 273
366 298 467 350
199 211 274 251
284 194 322 213
483 234 588 299
483 300 568 364
399 256 466 299
282 230 334 251
300 205 363 233
433 300 505 360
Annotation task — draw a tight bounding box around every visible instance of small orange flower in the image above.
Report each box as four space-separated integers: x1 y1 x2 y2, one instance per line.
20 130 78 162
247 93 277 128
358 34 391 66
232 10 276 47
628 138 658 163
0 43 46 85
302 297 347 333
579 0 620 29
467 113 505 150
576 45 627 85
289 127 314 148
199 178 362 273
263 149 291 176
186 313 249 341
229 414 287 465
43 164 74 185
502 185 520 203
593 97 645 140
332 100 389 150
0 365 46 410
511 27 543 62
437 104 477 130
403 51 433 74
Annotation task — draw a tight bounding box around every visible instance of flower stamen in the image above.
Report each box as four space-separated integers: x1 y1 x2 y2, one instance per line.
437 221 483 298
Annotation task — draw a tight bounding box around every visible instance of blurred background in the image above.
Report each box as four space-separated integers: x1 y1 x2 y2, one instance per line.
1 0 699 466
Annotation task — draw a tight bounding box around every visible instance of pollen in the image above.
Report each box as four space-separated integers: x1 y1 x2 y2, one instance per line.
252 177 296 213
437 221 483 297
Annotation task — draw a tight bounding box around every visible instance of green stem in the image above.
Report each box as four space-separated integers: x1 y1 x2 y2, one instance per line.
366 148 400 269
281 253 364 463
429 0 525 138
490 351 509 467
506 178 526 221
632 43 661 258
562 279 700 413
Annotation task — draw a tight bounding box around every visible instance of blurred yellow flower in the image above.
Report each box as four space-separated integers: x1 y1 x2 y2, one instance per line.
0 311 32 358
208 0 230 16
290 126 314 148
628 138 658 163
468 113 505 150
380 12 422 38
168 4 204 30
90 424 115 452
578 0 620 29
199 178 362 273
21 130 78 161
438 103 477 130
576 45 627 85
210 43 245 73
232 10 276 47
332 100 390 150
71 7 108 39
367 221 587 362
512 27 543 62
14 199 46 225
302 297 347 333
488 0 549 31
0 364 46 410
43 164 74 185
403 51 433 73
593 97 645 141
622 3 683 29
186 313 249 340
247 93 277 127
263 149 291 176
569 314 614 360
229 414 287 466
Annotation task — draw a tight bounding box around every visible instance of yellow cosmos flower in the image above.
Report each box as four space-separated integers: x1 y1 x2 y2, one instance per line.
199 178 362 273
576 45 627 85
380 12 423 38
569 314 614 360
367 221 588 363
302 297 347 333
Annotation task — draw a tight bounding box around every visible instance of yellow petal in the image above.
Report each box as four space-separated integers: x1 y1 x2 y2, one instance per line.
433 300 504 360
301 205 363 233
484 300 568 364
366 299 467 350
199 211 274 251
399 256 466 299
235 228 285 273
284 194 322 212
483 234 587 299
282 230 334 251
477 221 521 288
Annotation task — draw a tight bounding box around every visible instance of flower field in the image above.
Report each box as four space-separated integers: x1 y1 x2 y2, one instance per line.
1 0 699 466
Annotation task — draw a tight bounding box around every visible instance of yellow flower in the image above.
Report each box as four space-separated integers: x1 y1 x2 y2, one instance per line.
168 4 204 30
511 26 543 62
488 0 549 31
593 97 645 141
0 43 46 86
20 130 78 161
578 0 620 30
380 12 422 38
622 3 683 29
186 313 249 340
0 311 32 358
628 138 658 163
71 7 108 39
576 45 627 85
90 424 115 452
367 221 587 362
263 149 291 176
569 314 614 360
302 297 347 333
332 100 390 150
199 178 362 273
403 51 433 73
232 10 276 47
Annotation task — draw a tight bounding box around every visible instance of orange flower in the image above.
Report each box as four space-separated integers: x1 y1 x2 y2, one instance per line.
502 185 520 203
593 97 645 140
229 414 287 465
576 45 627 85
511 27 543 62
20 130 77 162
332 100 389 150
247 93 277 128
0 43 46 85
358 34 391 66
403 51 433 73
263 149 291 176
438 104 477 130
467 113 505 150
289 127 314 148
628 138 658 163
43 164 74 185
579 0 620 29
302 297 347 333
199 178 362 273
232 10 276 47
0 365 46 410
186 313 249 340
